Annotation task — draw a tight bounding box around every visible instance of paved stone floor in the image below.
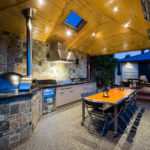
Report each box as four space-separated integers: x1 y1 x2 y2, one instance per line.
14 102 150 150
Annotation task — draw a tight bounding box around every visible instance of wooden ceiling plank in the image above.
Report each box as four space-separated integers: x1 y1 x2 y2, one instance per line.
0 0 150 55
0 0 29 11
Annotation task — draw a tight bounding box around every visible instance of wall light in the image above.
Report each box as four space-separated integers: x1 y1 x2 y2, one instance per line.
113 6 118 12
92 32 96 37
66 30 72 36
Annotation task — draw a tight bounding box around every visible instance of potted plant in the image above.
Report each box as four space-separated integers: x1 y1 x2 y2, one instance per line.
103 80 111 97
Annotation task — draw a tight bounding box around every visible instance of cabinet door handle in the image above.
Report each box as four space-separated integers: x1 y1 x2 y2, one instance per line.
70 90 73 93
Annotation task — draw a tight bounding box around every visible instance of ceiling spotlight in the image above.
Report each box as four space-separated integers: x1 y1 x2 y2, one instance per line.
92 32 96 37
113 6 118 12
124 23 129 28
124 21 130 28
107 0 114 5
123 43 128 48
103 48 107 52
66 30 72 36
38 0 44 5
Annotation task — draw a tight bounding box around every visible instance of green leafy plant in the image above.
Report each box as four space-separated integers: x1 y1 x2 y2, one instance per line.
90 54 117 88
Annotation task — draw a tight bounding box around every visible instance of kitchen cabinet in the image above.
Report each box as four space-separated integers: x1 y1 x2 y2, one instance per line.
55 82 96 107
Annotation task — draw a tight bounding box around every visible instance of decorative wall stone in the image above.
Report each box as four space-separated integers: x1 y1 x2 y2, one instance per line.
19 102 26 112
20 117 26 126
16 113 23 119
0 132 3 138
10 121 19 131
10 104 19 115
27 125 32 137
0 115 4 121
0 121 9 133
20 129 27 141
0 136 9 150
0 104 9 115
7 115 16 121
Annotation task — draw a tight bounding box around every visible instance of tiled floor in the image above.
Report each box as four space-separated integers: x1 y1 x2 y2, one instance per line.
14 101 150 150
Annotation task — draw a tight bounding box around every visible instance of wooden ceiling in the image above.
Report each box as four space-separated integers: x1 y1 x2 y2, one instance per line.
0 0 150 56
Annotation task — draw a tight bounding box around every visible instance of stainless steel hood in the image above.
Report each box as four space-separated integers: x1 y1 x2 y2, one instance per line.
48 42 76 63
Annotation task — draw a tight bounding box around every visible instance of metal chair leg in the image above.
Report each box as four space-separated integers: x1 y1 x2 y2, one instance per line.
119 115 128 126
133 103 138 111
127 106 135 115
118 124 124 133
130 104 137 112
87 118 91 131
107 114 114 128
107 116 124 133
124 111 132 120
101 114 109 136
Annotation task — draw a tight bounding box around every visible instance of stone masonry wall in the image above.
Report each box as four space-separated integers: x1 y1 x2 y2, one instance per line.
0 90 42 150
0 30 87 80
0 97 32 150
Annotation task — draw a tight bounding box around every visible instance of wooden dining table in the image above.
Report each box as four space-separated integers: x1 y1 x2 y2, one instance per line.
81 88 135 136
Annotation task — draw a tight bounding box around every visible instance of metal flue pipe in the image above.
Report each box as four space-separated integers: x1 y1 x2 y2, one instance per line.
23 8 35 77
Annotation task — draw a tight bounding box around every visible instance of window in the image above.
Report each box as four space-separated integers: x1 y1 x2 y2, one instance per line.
64 11 86 31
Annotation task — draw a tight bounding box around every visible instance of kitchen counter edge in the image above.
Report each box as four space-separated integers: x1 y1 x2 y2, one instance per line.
0 81 95 101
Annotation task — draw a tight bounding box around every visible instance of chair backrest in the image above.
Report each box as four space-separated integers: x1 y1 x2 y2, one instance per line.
90 90 97 95
84 99 103 109
97 89 103 93
140 75 148 83
128 91 135 98
81 92 90 98
125 97 132 104
118 97 129 113
132 92 137 101
124 95 134 108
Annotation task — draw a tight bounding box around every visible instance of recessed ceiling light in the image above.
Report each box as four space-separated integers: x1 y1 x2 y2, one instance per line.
66 30 72 36
38 0 44 5
92 32 96 37
103 48 107 52
124 22 130 28
107 0 114 5
123 43 128 49
113 6 118 12
45 26 50 33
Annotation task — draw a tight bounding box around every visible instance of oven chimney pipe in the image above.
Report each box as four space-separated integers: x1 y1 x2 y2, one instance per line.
23 8 35 77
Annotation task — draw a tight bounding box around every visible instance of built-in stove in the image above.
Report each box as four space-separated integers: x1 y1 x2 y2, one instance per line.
56 79 72 85
38 79 72 86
